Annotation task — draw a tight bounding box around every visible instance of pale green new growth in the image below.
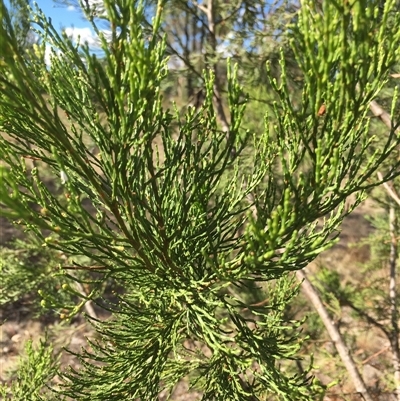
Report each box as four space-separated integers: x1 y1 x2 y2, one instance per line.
0 338 61 401
0 0 399 399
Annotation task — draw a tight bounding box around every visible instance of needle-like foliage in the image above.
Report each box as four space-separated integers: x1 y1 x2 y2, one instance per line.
0 0 400 399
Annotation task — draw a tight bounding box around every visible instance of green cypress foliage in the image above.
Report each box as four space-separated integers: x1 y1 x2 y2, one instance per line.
0 0 399 399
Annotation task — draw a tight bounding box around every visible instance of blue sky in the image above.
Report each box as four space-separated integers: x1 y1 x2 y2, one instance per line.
33 1 99 44
34 1 88 30
5 0 242 61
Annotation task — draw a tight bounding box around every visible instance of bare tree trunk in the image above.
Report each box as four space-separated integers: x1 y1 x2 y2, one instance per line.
201 0 230 133
369 99 395 129
74 281 98 320
389 202 400 401
296 269 374 401
366 95 400 400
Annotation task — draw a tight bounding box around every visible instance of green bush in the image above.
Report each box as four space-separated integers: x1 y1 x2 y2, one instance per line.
0 0 399 399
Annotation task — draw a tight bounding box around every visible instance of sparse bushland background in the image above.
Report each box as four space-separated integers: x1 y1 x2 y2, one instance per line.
0 0 400 400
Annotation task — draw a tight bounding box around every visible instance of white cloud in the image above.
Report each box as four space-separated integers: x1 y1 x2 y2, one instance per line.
43 45 68 67
216 32 235 58
85 0 107 17
44 45 55 66
67 5 76 11
100 29 112 42
64 27 99 47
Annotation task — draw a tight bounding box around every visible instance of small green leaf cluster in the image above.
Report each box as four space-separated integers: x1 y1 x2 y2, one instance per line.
0 238 61 310
0 338 62 401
